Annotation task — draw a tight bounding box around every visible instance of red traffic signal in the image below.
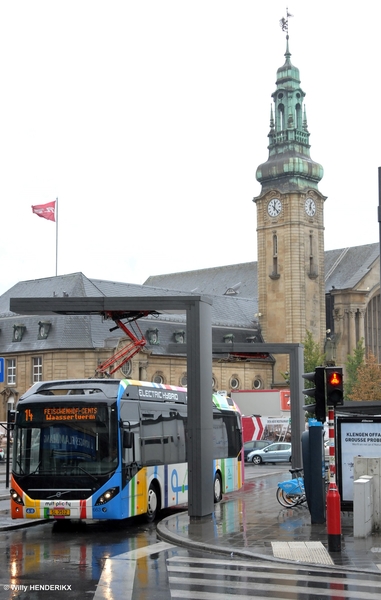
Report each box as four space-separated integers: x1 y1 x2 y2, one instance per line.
327 370 342 387
325 367 344 407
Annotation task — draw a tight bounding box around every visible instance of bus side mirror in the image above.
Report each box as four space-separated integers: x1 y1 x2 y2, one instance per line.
123 430 134 449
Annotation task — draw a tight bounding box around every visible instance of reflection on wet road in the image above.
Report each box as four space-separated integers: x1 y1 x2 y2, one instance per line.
0 516 163 598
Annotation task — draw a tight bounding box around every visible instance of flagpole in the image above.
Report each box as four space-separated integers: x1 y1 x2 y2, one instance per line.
55 197 58 276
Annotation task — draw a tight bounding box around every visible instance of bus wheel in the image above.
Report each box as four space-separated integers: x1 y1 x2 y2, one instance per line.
214 473 222 503
146 482 160 523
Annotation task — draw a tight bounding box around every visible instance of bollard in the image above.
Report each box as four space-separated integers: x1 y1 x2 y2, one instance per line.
326 482 341 552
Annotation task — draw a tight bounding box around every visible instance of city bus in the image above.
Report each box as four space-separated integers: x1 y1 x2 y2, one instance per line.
10 379 243 522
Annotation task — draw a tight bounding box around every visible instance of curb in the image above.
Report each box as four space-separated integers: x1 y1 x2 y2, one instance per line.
157 512 381 577
0 519 49 531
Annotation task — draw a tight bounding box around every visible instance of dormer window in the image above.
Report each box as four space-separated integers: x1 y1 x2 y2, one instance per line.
174 330 185 344
224 334 234 344
38 321 52 340
13 325 26 342
147 328 159 345
224 283 241 296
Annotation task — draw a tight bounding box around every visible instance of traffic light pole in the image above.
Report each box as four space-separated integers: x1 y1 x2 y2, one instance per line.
326 406 341 552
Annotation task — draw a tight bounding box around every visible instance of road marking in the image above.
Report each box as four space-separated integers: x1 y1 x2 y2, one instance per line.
168 556 381 599
113 541 175 561
93 542 175 600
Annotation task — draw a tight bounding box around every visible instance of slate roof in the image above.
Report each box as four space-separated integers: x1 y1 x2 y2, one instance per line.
324 243 379 291
145 243 380 298
0 273 260 355
145 262 258 300
1 242 377 356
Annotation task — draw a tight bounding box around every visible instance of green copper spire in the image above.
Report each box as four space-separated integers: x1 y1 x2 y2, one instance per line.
256 36 323 193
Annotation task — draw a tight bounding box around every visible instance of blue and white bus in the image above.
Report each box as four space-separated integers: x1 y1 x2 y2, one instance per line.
11 379 243 522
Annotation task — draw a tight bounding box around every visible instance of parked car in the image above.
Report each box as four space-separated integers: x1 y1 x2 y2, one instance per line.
243 440 271 461
247 442 291 465
0 448 4 461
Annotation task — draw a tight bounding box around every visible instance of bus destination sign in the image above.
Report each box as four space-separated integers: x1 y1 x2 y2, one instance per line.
21 406 98 423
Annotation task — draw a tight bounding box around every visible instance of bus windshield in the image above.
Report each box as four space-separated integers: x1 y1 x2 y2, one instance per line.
13 401 119 477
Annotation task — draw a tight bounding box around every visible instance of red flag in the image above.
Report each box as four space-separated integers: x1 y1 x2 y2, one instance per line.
31 201 56 222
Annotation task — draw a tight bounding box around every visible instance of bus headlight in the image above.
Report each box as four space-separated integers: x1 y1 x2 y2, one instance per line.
95 487 119 506
10 489 24 505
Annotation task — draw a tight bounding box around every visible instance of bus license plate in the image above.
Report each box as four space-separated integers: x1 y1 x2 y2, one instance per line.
49 508 70 517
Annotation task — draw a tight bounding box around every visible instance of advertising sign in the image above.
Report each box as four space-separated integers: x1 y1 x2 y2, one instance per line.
337 416 381 510
0 357 4 383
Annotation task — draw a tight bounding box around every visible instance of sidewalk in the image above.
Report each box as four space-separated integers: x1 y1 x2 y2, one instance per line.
157 471 381 574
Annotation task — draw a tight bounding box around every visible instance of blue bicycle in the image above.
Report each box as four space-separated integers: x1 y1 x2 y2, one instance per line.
276 468 306 507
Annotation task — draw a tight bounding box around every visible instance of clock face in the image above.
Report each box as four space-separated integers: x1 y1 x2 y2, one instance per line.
305 198 316 217
267 198 282 217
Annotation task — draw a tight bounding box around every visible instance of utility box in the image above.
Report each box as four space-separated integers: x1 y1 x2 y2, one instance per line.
354 457 381 529
354 476 374 538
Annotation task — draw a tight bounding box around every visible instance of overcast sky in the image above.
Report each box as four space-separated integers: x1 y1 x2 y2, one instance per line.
1 1 380 296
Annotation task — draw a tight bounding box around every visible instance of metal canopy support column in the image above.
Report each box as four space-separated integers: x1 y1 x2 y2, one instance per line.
187 299 213 518
289 343 305 468
171 342 305 469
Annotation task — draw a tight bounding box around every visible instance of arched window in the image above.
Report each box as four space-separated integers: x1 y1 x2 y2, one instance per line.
277 103 285 131
272 233 279 277
295 103 302 128
253 378 262 390
229 375 240 390
152 372 164 384
120 360 132 377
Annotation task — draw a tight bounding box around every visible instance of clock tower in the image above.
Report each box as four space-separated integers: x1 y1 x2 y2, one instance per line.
253 35 325 363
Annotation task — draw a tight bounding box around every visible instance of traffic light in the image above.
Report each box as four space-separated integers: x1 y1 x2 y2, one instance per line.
7 409 16 430
325 367 344 407
302 366 326 422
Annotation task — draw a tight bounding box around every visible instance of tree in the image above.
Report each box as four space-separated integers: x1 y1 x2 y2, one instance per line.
344 339 365 400
280 331 324 386
303 330 325 375
347 351 381 401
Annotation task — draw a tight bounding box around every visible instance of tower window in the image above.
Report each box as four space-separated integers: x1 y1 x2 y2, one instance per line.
270 233 280 279
277 103 285 131
295 103 302 129
308 232 318 279
273 234 278 257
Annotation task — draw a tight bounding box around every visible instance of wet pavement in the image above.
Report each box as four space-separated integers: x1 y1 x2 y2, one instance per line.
157 470 381 575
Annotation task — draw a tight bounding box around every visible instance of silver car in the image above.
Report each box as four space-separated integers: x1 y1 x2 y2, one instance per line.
247 442 291 465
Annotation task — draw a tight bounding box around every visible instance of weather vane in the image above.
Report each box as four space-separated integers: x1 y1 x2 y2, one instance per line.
279 8 293 34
